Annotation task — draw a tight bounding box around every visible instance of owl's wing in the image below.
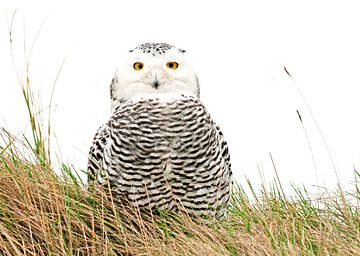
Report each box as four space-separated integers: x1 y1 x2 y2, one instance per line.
215 125 231 171
87 124 110 185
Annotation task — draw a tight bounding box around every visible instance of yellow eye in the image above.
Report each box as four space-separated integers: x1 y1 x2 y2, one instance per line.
166 62 179 70
133 62 144 71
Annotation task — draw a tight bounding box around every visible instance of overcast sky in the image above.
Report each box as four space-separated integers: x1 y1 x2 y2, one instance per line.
1 2 360 194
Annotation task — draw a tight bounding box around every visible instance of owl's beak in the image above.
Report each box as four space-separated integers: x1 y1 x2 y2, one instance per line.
153 80 160 89
146 67 165 89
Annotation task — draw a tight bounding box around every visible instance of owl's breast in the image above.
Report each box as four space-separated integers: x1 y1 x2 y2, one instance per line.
105 96 229 215
111 97 214 161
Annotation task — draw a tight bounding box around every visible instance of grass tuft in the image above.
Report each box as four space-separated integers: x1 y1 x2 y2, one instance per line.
0 139 359 255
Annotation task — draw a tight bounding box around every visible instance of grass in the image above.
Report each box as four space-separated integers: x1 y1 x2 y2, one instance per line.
0 136 359 255
1 12 359 255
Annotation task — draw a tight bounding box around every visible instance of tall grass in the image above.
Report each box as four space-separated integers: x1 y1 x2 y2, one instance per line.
1 12 359 255
0 135 359 255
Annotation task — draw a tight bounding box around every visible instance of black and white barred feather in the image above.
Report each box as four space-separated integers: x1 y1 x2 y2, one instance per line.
88 95 232 218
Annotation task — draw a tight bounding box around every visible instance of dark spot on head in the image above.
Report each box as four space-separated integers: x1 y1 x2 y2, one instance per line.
128 43 186 57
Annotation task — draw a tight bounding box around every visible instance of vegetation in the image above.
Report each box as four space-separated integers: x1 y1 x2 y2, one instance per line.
0 134 359 255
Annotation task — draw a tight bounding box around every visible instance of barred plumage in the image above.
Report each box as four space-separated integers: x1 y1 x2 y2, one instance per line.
88 43 232 218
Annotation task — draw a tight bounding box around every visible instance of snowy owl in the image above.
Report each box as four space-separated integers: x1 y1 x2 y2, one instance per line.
88 43 232 218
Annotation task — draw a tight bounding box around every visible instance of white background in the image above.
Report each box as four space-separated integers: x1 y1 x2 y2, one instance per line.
1 2 360 194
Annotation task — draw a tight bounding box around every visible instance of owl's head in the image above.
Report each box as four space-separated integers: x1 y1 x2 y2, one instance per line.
110 43 199 110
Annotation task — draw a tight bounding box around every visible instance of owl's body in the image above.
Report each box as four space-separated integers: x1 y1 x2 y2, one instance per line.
88 43 232 218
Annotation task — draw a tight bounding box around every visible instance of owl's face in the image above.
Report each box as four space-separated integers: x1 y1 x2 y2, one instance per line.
110 43 199 109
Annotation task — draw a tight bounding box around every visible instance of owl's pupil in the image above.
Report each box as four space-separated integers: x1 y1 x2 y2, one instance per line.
169 63 173 68
138 64 143 69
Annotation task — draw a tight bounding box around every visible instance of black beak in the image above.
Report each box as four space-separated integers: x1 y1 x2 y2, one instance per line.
153 80 160 89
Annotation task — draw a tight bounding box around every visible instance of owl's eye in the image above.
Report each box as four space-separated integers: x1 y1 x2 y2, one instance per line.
133 62 144 71
166 62 179 70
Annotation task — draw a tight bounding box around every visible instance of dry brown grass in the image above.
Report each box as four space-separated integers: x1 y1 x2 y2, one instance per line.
0 139 359 255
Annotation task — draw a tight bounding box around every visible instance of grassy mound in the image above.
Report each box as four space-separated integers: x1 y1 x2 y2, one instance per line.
0 137 359 255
